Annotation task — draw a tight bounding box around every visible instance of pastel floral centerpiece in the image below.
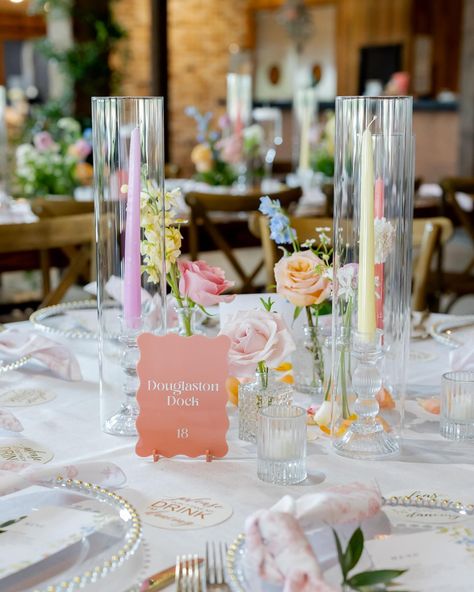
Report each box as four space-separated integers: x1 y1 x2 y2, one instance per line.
14 117 92 197
186 107 264 187
259 196 332 397
138 184 235 335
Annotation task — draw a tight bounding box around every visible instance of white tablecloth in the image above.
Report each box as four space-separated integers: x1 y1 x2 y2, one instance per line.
1 315 473 591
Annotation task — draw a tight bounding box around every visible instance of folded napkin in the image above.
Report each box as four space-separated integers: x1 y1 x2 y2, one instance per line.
449 342 474 372
0 460 126 497
245 482 381 592
0 329 82 381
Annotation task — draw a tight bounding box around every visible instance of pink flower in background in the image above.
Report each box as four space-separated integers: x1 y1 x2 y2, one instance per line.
178 260 235 307
219 309 295 377
68 138 91 161
274 251 332 307
33 131 55 152
218 113 231 131
216 134 243 165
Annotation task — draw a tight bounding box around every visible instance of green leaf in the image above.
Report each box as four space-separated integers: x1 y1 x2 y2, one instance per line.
292 306 303 324
347 569 407 588
260 297 274 312
332 529 347 579
344 527 364 573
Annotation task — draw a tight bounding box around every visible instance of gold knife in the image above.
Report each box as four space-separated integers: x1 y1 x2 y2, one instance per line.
135 558 203 591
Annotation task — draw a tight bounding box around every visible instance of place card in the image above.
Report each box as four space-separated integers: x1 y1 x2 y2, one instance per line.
136 333 230 459
141 496 232 530
0 440 54 464
0 505 114 580
0 388 56 407
365 531 474 591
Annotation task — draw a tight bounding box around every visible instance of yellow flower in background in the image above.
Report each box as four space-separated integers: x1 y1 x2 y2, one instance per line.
191 143 213 173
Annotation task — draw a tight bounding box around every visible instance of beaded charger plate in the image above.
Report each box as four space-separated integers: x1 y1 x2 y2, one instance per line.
30 300 121 340
0 353 31 374
0 478 142 592
227 493 474 592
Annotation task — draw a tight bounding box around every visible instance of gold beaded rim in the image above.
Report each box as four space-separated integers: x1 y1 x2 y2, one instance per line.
226 495 474 591
34 476 143 592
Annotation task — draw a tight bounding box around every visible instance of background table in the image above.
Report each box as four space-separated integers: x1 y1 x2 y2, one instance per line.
1 314 473 591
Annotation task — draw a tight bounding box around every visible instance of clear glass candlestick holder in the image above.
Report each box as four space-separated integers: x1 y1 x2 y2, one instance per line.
333 330 398 459
257 405 307 485
92 97 166 436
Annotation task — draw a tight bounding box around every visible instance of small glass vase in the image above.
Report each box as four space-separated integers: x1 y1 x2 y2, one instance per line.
175 305 203 337
238 370 293 444
292 323 331 397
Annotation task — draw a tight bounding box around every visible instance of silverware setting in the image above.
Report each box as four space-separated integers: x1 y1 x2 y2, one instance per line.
206 541 229 591
175 554 202 592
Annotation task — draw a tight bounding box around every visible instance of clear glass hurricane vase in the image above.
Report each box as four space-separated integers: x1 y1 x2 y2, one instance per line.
331 96 414 458
292 321 331 397
92 97 166 436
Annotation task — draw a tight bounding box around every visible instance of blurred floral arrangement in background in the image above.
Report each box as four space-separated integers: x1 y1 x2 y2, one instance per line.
14 117 92 198
186 106 264 187
310 110 335 178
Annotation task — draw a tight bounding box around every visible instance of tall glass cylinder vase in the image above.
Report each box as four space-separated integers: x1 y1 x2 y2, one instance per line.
92 97 165 436
226 73 252 132
330 96 414 459
292 87 318 175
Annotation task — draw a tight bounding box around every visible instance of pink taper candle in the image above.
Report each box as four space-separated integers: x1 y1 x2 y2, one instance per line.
374 177 384 330
123 126 141 329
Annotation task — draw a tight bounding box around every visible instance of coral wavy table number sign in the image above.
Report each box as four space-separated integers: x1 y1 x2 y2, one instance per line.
136 333 231 460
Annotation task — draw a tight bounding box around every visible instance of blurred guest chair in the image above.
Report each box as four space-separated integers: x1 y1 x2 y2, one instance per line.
184 186 301 292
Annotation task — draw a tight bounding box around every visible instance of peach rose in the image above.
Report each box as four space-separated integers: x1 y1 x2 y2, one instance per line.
191 143 213 172
178 260 235 307
219 309 295 377
274 251 331 307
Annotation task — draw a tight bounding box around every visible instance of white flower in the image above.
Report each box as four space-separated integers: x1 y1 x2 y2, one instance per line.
337 263 358 301
243 124 264 144
57 117 81 134
314 400 332 426
301 238 316 248
374 218 396 264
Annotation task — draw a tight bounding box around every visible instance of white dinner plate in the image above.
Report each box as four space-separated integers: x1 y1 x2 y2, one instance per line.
429 315 474 348
0 478 142 592
227 494 474 592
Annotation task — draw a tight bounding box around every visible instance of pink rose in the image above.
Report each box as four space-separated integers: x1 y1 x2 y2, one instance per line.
216 134 243 165
68 138 91 161
274 251 331 307
219 310 295 377
178 260 235 307
33 131 54 152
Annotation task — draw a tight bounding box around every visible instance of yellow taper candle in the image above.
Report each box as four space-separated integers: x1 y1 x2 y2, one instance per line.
357 126 376 338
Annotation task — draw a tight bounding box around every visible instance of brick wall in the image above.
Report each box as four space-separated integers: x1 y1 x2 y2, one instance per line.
112 0 152 97
168 0 250 174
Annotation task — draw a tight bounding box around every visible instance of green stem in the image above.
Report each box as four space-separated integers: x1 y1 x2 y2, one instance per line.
168 263 193 336
257 361 268 389
340 297 353 419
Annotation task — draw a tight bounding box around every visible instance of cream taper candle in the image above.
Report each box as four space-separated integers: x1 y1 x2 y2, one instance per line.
357 127 376 338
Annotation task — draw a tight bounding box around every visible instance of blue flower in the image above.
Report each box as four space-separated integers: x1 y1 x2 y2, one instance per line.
259 195 281 216
269 213 294 244
83 128 92 142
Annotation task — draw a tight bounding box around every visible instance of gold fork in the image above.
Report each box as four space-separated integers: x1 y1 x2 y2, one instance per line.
175 554 201 592
205 542 229 590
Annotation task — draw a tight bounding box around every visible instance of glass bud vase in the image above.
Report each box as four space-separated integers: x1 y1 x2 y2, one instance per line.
292 322 331 397
175 305 203 337
238 370 293 444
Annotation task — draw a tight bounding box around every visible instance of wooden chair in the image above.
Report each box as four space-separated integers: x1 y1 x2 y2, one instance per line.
412 217 454 311
439 177 474 310
184 186 302 292
0 213 94 308
253 214 333 289
255 213 453 307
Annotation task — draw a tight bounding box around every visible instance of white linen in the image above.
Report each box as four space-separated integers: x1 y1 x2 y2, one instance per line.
0 315 473 591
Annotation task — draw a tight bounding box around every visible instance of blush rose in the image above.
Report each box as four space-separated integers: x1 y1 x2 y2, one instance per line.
219 309 295 377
